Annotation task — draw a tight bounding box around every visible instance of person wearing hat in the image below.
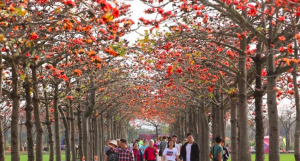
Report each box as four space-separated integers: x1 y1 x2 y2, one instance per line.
104 140 119 161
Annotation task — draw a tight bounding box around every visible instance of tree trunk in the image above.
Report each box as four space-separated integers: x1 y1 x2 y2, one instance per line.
267 50 279 161
43 85 54 161
78 108 83 160
95 117 100 161
24 75 34 161
19 117 23 151
0 116 4 161
53 83 61 161
198 100 210 161
0 56 4 161
293 33 300 160
100 113 105 161
31 65 43 161
286 131 290 152
107 114 111 139
238 26 251 161
212 90 223 139
58 106 70 161
11 61 20 161
83 115 90 161
254 53 265 161
70 107 76 161
230 95 238 161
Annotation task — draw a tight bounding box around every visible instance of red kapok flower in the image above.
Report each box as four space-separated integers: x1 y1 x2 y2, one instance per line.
279 47 285 52
112 8 120 18
66 95 73 100
64 0 76 6
29 32 39 40
278 36 285 41
287 44 293 54
73 69 82 76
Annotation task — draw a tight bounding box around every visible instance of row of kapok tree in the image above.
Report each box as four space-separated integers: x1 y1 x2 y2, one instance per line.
0 1 150 161
133 0 300 161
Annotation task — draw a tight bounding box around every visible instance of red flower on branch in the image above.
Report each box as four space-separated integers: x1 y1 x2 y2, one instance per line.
29 33 39 40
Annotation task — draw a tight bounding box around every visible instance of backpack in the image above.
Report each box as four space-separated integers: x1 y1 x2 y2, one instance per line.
108 151 119 161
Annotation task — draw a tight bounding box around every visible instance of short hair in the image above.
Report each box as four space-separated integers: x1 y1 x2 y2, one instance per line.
149 139 154 143
215 136 222 143
162 136 167 139
120 139 127 143
172 135 178 138
187 133 192 137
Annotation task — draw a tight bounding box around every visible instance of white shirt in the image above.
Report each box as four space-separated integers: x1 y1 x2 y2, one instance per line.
165 143 180 155
163 148 178 161
185 143 192 161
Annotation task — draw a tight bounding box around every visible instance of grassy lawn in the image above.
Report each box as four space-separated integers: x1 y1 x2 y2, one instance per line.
5 155 66 161
228 154 295 161
4 152 67 161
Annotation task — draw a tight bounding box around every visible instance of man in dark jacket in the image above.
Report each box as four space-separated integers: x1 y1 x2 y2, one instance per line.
180 133 200 161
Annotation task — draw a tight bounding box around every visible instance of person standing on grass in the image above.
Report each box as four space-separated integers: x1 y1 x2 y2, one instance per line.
162 139 180 161
209 136 223 161
180 133 200 161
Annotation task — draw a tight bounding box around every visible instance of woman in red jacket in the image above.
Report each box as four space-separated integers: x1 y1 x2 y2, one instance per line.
143 139 158 161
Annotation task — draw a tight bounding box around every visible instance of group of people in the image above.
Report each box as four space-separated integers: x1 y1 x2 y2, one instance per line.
103 133 229 161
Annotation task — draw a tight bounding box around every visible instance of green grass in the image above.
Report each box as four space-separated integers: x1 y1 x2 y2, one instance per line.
5 155 66 161
228 154 295 161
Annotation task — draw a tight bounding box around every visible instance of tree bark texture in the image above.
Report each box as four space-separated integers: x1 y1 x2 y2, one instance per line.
198 101 210 161
78 108 83 160
58 106 70 161
254 53 265 161
11 61 20 161
230 96 238 161
43 87 54 161
24 75 34 161
238 28 251 161
70 107 76 161
31 65 43 161
293 31 300 161
0 56 4 161
53 83 61 161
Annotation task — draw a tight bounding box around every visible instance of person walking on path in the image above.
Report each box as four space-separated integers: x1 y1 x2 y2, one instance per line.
180 133 200 161
115 139 134 161
141 140 149 155
104 140 119 161
133 142 143 161
104 139 111 154
209 136 223 161
139 138 144 148
143 139 158 161
221 139 229 161
165 135 180 156
162 139 180 161
159 136 167 157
